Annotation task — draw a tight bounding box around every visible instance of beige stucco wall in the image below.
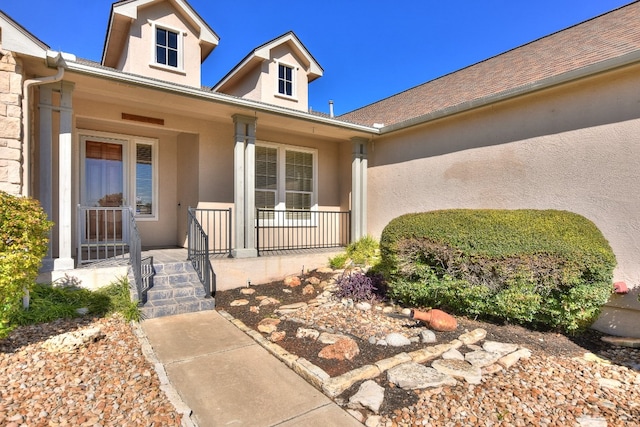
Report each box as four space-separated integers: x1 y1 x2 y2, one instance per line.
367 63 640 336
118 2 202 87
263 45 309 111
0 50 24 195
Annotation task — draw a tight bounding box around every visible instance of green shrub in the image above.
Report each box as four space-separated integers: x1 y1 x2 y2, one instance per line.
0 192 53 337
329 235 380 269
380 209 616 333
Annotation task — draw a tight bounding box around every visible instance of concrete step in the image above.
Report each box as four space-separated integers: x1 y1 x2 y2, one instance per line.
129 260 215 319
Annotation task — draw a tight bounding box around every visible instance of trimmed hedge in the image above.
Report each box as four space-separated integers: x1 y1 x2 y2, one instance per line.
0 191 52 337
379 209 616 333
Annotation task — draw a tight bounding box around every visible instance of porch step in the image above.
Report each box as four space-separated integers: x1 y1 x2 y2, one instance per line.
132 260 215 319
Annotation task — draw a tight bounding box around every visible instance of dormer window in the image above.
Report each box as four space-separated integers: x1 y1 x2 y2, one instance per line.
277 63 294 97
156 27 178 67
150 21 184 72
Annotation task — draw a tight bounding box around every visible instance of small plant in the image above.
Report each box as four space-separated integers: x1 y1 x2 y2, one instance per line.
7 276 142 329
329 235 380 269
335 271 383 302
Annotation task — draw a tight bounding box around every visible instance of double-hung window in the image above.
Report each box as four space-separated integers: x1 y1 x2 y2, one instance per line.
277 63 294 97
152 22 182 70
256 143 316 223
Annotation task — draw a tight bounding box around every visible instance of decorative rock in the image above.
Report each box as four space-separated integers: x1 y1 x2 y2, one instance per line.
465 350 502 368
385 332 411 347
374 352 413 373
442 348 465 360
277 302 308 312
269 331 286 342
431 359 482 384
348 380 385 413
481 364 504 375
240 288 255 295
356 301 372 311
322 364 381 398
601 335 640 348
482 340 519 355
576 416 608 427
387 362 457 390
75 307 89 315
497 348 532 369
284 275 302 287
316 267 334 273
302 284 315 295
420 329 437 344
458 328 487 345
318 337 360 361
42 327 104 353
598 378 623 389
401 308 412 317
318 332 350 344
257 318 280 334
258 297 280 306
306 276 321 285
229 299 249 306
365 415 383 427
249 306 260 313
296 327 320 340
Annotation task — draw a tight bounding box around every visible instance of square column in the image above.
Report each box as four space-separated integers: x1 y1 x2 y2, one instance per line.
39 85 54 270
232 115 258 258
54 81 75 270
351 137 368 241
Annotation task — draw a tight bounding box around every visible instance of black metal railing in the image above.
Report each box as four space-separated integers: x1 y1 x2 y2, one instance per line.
127 208 154 305
187 208 216 298
188 207 232 257
256 209 351 255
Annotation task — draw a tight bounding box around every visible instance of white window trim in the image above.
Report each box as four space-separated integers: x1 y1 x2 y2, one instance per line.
149 20 186 74
79 130 159 221
275 60 298 101
256 141 317 226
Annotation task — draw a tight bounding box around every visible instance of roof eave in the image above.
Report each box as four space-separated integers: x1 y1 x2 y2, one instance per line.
64 60 378 135
380 49 640 135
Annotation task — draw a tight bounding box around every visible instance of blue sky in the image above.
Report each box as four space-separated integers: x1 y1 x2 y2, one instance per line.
1 0 633 115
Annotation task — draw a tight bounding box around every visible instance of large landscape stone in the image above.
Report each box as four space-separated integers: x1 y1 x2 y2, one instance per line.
348 380 385 413
387 362 457 390
431 359 482 384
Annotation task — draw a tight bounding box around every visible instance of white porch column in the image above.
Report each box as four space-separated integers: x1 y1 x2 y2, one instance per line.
38 86 55 270
351 137 368 241
54 81 75 270
232 114 258 258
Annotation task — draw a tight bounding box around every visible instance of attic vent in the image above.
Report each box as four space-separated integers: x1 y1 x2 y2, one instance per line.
122 113 164 126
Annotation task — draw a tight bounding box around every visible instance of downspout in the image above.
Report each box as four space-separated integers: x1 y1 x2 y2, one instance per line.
21 52 65 197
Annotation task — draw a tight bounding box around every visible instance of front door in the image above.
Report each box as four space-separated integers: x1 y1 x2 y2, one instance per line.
82 138 126 241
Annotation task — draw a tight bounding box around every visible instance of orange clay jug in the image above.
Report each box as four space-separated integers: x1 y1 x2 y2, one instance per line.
411 309 458 332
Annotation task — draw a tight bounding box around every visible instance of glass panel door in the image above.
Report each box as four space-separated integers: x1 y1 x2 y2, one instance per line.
84 140 125 241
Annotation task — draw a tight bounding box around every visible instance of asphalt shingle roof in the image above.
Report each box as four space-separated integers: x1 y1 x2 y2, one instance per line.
339 1 640 128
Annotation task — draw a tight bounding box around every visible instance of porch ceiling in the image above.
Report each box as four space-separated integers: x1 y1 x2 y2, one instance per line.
67 70 374 143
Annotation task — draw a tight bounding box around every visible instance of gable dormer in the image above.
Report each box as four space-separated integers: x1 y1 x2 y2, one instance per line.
212 32 323 112
102 0 219 88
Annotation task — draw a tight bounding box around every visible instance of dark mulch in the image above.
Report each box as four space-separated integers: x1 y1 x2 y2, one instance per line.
215 269 610 378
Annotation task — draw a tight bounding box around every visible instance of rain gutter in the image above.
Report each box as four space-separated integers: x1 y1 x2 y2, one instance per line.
21 51 74 196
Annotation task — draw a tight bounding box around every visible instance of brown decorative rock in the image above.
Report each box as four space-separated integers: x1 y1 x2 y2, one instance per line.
258 297 280 306
306 276 321 285
302 284 315 295
269 331 286 342
230 299 249 306
318 337 360 361
240 288 256 295
257 318 280 334
284 275 302 287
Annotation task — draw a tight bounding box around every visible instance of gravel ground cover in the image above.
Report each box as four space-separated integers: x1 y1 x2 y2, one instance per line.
0 315 181 427
216 268 640 427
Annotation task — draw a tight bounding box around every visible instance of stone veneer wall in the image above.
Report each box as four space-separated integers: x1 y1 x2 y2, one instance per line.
0 49 23 195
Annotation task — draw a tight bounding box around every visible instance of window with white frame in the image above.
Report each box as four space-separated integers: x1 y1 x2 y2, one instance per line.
255 143 316 222
80 132 158 220
153 23 182 69
277 63 294 97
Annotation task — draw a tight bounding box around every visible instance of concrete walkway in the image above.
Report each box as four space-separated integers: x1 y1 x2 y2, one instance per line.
141 310 363 427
